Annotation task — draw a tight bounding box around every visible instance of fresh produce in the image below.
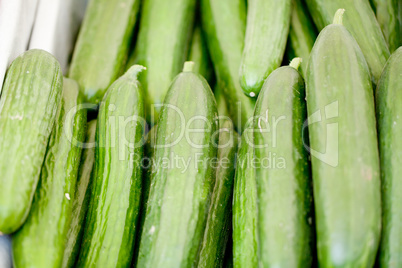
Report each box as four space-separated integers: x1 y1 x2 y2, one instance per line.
69 0 140 104
136 62 218 267
240 0 292 97
375 47 402 267
77 65 145 267
214 85 230 118
0 49 63 234
306 10 381 266
12 78 86 268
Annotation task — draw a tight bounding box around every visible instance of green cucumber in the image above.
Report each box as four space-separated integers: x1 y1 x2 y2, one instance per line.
214 85 229 117
13 78 87 267
0 49 63 234
376 47 402 267
77 65 146 267
137 62 218 267
201 0 255 132
240 0 292 97
62 120 97 268
198 121 239 268
306 10 381 266
253 58 313 267
306 0 390 84
69 0 140 104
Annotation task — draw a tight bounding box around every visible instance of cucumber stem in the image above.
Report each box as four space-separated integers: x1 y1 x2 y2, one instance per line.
125 65 146 79
333 9 346 25
183 61 195 72
289 57 302 70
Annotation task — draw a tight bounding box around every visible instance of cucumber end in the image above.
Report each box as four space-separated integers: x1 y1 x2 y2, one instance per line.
289 57 303 71
125 65 146 79
333 9 346 25
183 61 195 72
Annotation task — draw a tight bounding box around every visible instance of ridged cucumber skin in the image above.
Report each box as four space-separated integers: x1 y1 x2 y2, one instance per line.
233 131 258 268
137 68 218 268
240 0 292 97
306 0 390 84
62 120 97 268
306 23 381 266
375 47 402 267
68 0 140 104
12 78 87 268
198 121 239 268
0 49 63 234
76 66 145 268
201 0 255 132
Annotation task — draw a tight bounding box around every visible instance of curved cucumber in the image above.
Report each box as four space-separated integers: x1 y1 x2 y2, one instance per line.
77 65 145 267
240 0 292 97
376 47 402 267
306 11 381 266
0 49 63 234
13 78 87 268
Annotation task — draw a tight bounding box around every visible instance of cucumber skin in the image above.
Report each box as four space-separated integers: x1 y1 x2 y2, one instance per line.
77 67 145 267
306 24 381 266
69 0 140 104
240 0 292 97
201 0 255 132
376 47 402 267
137 70 218 268
12 78 87 268
62 120 97 268
0 49 63 234
306 0 390 84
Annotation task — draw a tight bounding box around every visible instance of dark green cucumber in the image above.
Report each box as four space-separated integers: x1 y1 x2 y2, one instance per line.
13 78 87 267
253 58 313 267
306 10 381 266
137 62 218 267
201 0 255 132
69 0 140 104
77 65 145 267
233 130 258 268
0 49 63 234
375 47 402 267
239 0 292 97
62 120 97 268
198 121 239 268
306 0 390 84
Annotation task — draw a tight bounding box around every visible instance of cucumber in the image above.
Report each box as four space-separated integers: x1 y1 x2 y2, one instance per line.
62 120 97 268
0 49 63 234
214 85 229 117
69 0 140 104
239 0 292 97
306 10 381 266
201 0 255 132
12 78 87 268
77 65 145 267
233 130 258 268
375 47 402 267
306 0 390 84
198 120 239 268
136 62 218 267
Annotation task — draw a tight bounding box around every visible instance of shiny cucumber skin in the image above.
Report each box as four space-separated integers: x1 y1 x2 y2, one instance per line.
77 66 145 267
198 121 239 268
306 0 390 84
0 49 63 234
13 78 87 268
240 0 292 97
233 130 258 268
306 16 381 267
62 120 97 268
375 47 402 267
69 0 140 104
137 63 218 268
201 0 255 132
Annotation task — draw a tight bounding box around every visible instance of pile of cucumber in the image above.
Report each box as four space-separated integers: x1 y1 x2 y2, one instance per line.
0 0 401 267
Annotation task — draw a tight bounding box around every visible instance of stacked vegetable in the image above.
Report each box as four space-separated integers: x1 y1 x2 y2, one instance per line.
0 0 401 267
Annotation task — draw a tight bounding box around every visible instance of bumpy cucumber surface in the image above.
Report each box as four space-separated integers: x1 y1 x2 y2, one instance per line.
69 0 140 104
77 66 145 267
376 47 402 267
306 11 381 267
13 78 87 268
0 49 63 234
137 62 218 268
